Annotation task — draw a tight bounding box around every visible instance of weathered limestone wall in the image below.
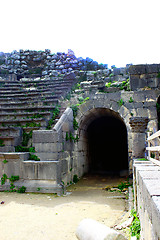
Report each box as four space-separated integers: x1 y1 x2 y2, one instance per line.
30 88 160 188
129 64 160 90
133 160 160 240
33 107 76 185
73 89 159 176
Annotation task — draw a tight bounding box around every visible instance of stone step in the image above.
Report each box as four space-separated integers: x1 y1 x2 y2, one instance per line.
0 179 64 195
0 118 47 128
21 80 74 87
0 145 15 152
0 111 52 121
0 105 58 113
0 94 58 102
0 90 54 98
0 135 21 147
0 86 23 91
0 86 69 97
0 127 22 137
0 99 59 108
0 80 74 90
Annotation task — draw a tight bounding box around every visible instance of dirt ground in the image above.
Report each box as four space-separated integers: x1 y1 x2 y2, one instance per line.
0 175 130 240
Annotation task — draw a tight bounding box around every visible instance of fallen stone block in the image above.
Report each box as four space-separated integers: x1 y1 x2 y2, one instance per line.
76 218 127 240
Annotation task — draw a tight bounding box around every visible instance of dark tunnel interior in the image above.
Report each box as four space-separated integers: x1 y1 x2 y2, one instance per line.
86 115 128 175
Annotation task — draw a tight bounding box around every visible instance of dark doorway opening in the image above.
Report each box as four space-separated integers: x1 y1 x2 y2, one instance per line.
86 114 128 175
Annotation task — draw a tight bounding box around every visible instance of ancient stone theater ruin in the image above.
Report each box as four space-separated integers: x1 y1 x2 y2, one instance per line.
0 50 159 196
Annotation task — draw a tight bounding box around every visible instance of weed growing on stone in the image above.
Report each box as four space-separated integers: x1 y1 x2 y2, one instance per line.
0 139 5 147
1 174 7 185
130 209 141 240
46 106 60 129
22 130 32 146
70 105 79 117
1 174 26 193
15 145 35 152
3 159 8 164
65 132 79 142
129 97 134 103
117 99 124 107
117 181 132 191
73 118 79 130
22 122 41 128
73 174 79 183
17 186 26 193
29 153 40 161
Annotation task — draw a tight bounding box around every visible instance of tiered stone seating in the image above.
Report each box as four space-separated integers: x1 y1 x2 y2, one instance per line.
0 75 76 152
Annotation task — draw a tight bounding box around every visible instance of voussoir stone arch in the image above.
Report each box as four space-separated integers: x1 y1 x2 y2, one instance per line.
74 102 130 176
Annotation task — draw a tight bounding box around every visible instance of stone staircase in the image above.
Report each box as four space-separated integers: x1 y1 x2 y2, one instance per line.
0 75 77 194
0 75 75 152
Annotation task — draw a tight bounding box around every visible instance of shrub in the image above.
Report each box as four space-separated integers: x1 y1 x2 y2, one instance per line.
73 174 79 183
17 186 26 193
29 153 40 161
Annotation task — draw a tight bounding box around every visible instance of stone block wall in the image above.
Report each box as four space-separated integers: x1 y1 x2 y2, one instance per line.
129 64 160 90
0 49 108 78
32 107 77 185
133 160 160 240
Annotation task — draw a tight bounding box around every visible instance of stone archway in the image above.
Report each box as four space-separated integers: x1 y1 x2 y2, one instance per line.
78 108 128 176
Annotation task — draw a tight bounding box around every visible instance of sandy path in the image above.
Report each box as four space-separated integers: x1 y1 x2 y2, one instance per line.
0 175 129 240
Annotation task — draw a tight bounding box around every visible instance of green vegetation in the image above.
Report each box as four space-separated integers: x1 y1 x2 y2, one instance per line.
22 130 32 146
129 97 134 103
46 106 60 129
157 72 160 78
3 159 8 164
73 118 79 130
73 174 79 183
15 130 35 152
151 152 155 158
105 78 130 91
29 153 40 161
104 179 132 193
15 145 35 152
65 132 79 142
117 99 124 107
22 122 41 128
137 158 148 161
17 186 26 193
0 139 5 147
70 105 79 118
156 102 160 112
30 113 43 119
1 174 7 185
117 181 132 191
130 209 141 240
1 174 26 193
109 73 114 78
105 82 112 88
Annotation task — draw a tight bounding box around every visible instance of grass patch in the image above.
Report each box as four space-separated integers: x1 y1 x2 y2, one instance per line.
130 209 141 240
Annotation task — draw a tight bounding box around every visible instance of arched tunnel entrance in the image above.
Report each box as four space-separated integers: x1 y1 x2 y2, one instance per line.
84 109 128 175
